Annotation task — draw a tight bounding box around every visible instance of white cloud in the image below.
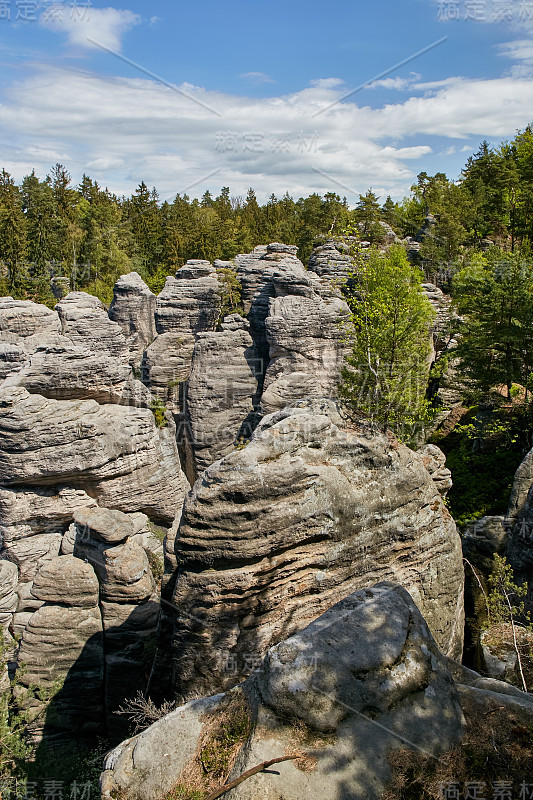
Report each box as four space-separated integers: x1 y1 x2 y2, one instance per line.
498 39 533 60
309 78 345 89
240 72 276 84
366 73 422 91
497 39 533 76
1 65 533 203
40 6 141 51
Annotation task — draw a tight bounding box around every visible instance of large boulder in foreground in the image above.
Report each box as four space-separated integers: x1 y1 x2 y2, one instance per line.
168 399 464 702
102 584 466 800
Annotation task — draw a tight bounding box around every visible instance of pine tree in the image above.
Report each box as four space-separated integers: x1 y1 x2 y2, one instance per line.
0 170 27 291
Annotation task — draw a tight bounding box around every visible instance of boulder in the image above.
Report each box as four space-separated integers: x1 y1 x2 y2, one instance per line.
30 555 99 607
108 272 157 367
155 261 222 335
169 399 464 701
102 584 465 800
74 537 155 604
73 506 135 544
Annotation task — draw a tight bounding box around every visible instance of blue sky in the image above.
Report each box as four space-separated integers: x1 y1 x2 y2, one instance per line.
1 0 533 204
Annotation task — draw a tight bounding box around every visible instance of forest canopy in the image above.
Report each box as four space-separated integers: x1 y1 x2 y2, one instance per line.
2 124 533 306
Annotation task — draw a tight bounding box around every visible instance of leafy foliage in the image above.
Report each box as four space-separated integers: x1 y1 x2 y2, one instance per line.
341 241 435 444
434 405 532 525
150 397 168 428
453 251 533 398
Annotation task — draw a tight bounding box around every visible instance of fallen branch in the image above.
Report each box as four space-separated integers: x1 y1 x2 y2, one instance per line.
204 755 300 800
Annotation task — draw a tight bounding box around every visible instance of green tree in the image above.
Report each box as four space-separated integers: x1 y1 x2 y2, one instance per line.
0 169 27 291
341 242 435 443
354 188 382 242
453 251 533 399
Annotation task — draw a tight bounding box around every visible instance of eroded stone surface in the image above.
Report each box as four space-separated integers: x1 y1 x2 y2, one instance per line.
102 584 467 800
108 272 157 367
169 399 464 702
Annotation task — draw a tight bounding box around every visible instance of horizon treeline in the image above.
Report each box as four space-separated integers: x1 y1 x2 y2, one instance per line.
1 124 533 305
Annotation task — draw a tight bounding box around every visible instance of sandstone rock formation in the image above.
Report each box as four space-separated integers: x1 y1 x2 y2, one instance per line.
17 555 104 742
0 387 187 523
503 446 533 620
185 315 261 474
155 261 222 335
168 399 463 703
108 272 157 367
141 332 195 412
0 297 61 343
260 264 350 414
1 342 138 405
417 444 453 496
307 240 354 283
56 292 130 362
101 584 469 800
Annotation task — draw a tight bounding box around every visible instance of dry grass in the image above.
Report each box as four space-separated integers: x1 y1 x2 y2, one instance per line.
483 622 533 689
381 693 533 800
165 689 252 800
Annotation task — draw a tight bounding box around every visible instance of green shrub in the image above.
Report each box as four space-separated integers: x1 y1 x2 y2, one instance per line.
150 398 168 428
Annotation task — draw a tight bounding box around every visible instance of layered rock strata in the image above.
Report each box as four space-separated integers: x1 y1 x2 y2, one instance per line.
155 261 222 335
168 399 464 702
102 584 475 800
108 272 157 367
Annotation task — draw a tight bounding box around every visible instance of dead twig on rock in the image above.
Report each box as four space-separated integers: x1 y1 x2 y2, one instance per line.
204 755 300 800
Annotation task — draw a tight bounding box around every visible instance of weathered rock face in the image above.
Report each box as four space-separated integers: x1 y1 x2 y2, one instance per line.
0 342 27 380
31 554 100 607
155 261 222 336
73 516 158 737
2 342 136 405
73 506 135 544
0 297 61 343
417 444 453 497
102 583 468 800
505 447 533 618
0 486 97 583
0 387 187 523
108 272 157 367
18 555 104 742
307 240 354 283
141 331 195 403
56 292 130 362
185 315 261 475
507 446 533 524
0 560 19 628
168 399 464 702
260 263 351 413
234 250 351 417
